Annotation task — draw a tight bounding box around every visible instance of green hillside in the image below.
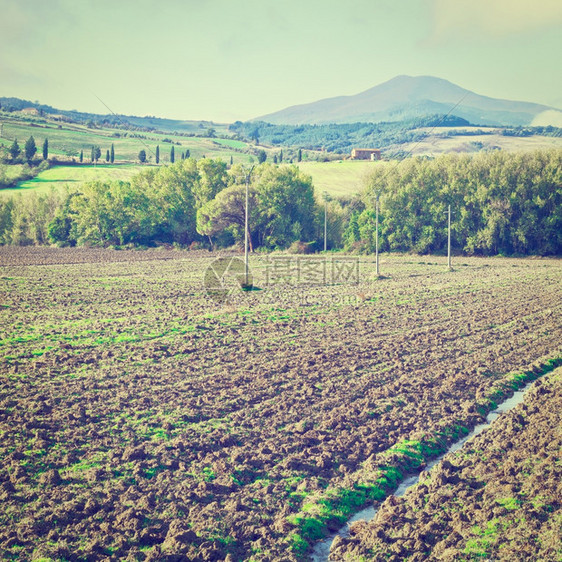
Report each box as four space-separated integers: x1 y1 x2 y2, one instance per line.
0 111 252 164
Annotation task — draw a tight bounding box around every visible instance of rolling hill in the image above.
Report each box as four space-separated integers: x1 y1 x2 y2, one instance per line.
255 75 561 127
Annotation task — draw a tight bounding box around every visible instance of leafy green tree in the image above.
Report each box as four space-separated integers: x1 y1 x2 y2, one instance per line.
129 158 229 245
9 139 21 160
42 138 48 160
47 192 79 246
156 145 160 164
344 211 361 249
138 149 147 163
170 145 175 163
94 146 101 162
193 158 230 209
69 180 153 246
257 150 267 164
48 214 73 245
110 143 115 163
254 164 316 248
197 164 318 250
197 183 258 250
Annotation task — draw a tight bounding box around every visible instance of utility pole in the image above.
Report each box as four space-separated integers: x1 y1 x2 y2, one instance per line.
447 204 452 270
375 193 380 276
323 191 328 252
244 165 255 286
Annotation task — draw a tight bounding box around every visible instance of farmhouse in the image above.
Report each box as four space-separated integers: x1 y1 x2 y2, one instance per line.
21 107 40 116
351 148 381 160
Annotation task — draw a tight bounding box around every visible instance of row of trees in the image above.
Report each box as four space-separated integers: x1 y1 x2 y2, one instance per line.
343 149 562 256
0 160 318 248
142 146 190 164
0 150 560 255
80 144 115 164
4 136 117 165
6 136 49 163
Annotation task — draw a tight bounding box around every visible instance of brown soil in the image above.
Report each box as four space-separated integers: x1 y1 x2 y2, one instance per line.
331 368 562 561
0 250 561 561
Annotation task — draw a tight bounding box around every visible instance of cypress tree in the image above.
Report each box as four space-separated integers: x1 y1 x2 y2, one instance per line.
298 148 302 162
170 145 175 163
279 149 283 163
156 145 160 164
91 146 95 162
9 139 21 160
185 149 190 158
106 149 110 162
80 149 83 163
25 136 37 161
42 138 49 160
110 143 115 163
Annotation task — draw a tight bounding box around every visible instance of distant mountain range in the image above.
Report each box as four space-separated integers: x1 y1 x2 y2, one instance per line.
254 75 562 127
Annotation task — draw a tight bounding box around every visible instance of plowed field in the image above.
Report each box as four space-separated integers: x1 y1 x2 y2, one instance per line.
0 248 560 561
332 367 562 561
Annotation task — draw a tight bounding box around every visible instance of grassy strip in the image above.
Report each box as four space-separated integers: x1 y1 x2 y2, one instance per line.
477 356 562 414
287 356 562 557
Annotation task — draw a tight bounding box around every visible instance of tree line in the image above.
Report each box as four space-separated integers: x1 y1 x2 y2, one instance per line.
0 150 560 255
0 159 318 248
230 118 562 156
344 149 562 256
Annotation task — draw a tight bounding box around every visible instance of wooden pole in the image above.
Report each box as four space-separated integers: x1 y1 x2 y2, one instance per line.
323 191 328 252
243 165 254 286
447 204 451 269
376 196 380 276
245 172 249 285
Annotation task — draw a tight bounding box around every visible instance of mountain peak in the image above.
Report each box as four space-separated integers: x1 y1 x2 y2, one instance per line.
254 75 555 127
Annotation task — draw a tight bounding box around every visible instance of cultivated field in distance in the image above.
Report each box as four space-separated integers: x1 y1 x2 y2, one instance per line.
1 248 560 561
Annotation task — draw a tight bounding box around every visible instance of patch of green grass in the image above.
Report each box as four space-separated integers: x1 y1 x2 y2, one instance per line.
296 160 378 197
289 533 309 556
213 138 249 149
496 497 522 511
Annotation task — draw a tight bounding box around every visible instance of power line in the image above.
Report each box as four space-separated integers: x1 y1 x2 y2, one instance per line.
89 90 156 158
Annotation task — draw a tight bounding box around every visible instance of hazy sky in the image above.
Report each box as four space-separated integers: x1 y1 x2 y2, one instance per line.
1 0 561 122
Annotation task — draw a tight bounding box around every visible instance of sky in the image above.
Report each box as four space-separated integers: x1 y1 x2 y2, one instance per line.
1 0 561 122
